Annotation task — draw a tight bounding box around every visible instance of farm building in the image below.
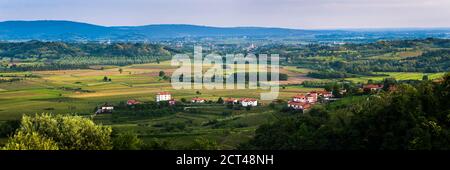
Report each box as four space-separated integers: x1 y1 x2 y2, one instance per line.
287 101 311 110
320 91 333 99
239 98 258 107
156 92 172 102
363 84 384 92
222 97 258 107
287 90 333 111
307 91 319 103
292 94 307 103
95 104 114 114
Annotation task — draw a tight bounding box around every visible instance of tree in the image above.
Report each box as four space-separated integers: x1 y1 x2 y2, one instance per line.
217 97 224 104
422 74 429 81
112 131 142 150
119 68 123 74
180 98 187 103
3 131 59 150
383 78 397 91
3 114 113 150
159 71 165 77
103 76 108 82
0 120 20 137
142 138 170 150
188 137 219 150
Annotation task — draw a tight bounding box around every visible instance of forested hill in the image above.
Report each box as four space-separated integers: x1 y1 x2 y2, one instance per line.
0 41 174 71
1 20 449 41
0 20 315 41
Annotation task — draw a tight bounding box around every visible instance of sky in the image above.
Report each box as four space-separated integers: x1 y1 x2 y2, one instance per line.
0 0 449 29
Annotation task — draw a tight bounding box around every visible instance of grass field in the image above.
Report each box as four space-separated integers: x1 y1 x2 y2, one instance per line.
345 72 446 83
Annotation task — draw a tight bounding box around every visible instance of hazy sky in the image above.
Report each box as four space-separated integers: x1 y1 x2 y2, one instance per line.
0 0 449 29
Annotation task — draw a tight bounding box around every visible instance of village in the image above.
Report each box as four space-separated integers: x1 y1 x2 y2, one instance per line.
95 83 387 115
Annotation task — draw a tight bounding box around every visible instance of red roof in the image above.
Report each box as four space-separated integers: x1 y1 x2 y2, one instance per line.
224 98 237 102
363 84 383 89
157 92 171 95
127 99 141 105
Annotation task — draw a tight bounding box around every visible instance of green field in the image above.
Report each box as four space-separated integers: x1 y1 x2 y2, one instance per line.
345 72 446 83
0 61 322 149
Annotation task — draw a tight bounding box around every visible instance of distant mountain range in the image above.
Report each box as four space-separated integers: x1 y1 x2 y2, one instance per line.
0 20 449 42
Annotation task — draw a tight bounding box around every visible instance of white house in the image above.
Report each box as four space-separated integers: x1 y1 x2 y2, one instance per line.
287 101 311 110
95 104 114 114
292 95 307 103
307 92 318 103
102 105 114 111
156 92 172 102
306 96 316 103
363 84 384 92
240 98 258 107
320 91 333 100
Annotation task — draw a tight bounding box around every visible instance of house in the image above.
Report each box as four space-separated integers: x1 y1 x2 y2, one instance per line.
292 95 307 103
287 101 311 110
306 91 318 103
127 99 141 106
292 93 317 103
191 97 207 103
363 84 383 92
306 95 316 103
156 92 172 102
239 98 258 107
319 91 333 99
95 104 114 114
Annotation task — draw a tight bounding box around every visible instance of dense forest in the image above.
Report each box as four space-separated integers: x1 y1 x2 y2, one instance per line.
241 73 450 150
0 41 174 71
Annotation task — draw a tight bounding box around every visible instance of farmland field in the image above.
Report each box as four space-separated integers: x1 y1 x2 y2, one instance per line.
0 61 323 149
